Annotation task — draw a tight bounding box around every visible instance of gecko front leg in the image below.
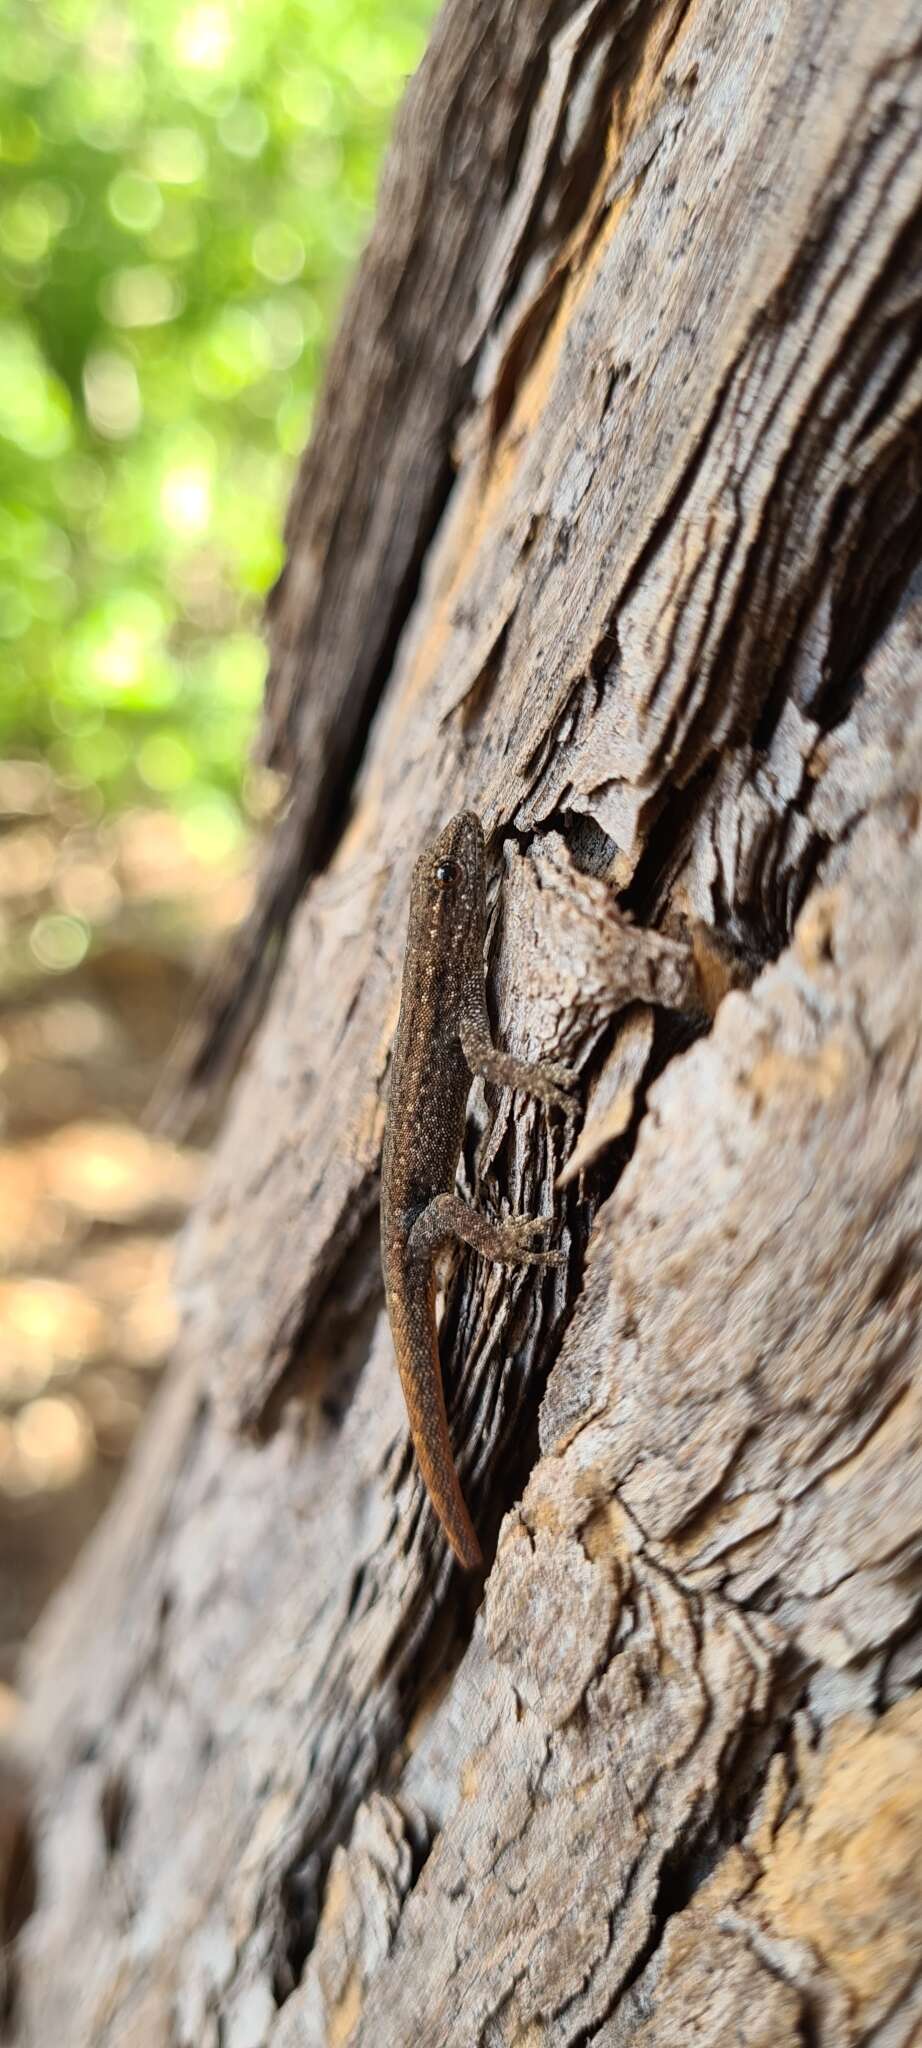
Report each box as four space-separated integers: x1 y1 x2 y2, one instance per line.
459 1018 578 1113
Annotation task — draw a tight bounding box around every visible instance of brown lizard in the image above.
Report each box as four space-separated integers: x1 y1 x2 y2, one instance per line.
381 812 575 1570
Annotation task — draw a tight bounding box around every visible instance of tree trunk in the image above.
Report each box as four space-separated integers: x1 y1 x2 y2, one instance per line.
12 1 922 2043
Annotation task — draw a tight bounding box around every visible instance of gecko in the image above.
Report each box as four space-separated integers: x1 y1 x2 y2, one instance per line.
380 812 576 1570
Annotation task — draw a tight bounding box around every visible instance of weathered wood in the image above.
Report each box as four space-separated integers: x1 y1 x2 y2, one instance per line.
11 0 922 2043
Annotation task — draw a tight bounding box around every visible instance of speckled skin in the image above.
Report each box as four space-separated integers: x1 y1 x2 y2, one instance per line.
381 813 575 1569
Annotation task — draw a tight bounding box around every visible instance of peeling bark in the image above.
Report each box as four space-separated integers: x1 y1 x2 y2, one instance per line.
10 1 922 2044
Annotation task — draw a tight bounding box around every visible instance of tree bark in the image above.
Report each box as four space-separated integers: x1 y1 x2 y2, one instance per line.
11 0 922 2043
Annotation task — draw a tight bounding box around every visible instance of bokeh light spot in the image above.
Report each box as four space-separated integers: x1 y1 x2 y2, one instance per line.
29 913 90 973
13 1396 94 1492
102 266 182 328
252 222 305 284
0 324 72 457
107 170 164 235
82 351 142 439
145 126 208 184
217 100 268 158
138 732 194 793
160 463 212 537
174 5 233 71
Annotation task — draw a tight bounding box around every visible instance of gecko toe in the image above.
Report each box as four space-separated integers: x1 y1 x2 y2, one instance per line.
510 1214 553 1239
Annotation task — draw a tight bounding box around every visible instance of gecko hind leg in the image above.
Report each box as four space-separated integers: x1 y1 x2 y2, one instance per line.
407 1193 563 1268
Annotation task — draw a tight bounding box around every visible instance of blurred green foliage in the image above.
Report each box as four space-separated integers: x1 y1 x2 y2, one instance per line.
0 0 433 856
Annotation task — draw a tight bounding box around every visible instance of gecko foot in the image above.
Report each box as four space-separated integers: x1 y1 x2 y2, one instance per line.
494 1212 565 1266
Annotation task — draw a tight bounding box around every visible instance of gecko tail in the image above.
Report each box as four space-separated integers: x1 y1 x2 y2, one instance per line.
393 1285 483 1570
423 1456 483 1572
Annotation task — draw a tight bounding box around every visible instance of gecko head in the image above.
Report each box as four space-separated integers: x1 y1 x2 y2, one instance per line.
412 810 485 944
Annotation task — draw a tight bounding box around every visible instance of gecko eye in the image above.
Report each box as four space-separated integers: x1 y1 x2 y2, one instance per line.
433 858 461 887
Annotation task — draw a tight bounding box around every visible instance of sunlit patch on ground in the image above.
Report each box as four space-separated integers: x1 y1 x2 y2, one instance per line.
0 762 239 1679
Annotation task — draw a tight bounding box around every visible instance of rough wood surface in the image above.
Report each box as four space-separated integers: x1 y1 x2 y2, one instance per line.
11 0 922 2043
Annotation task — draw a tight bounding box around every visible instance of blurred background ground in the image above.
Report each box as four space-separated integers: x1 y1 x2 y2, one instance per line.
0 0 433 1686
